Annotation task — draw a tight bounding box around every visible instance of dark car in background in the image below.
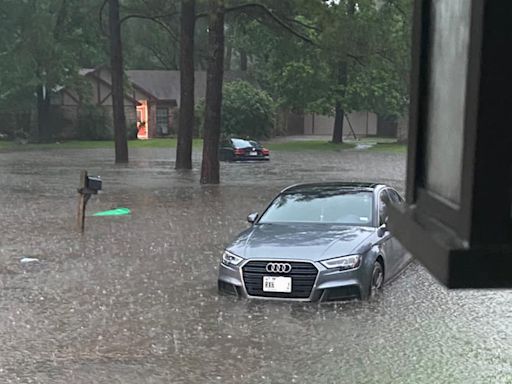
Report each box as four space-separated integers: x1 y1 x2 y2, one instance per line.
218 182 412 301
219 138 270 161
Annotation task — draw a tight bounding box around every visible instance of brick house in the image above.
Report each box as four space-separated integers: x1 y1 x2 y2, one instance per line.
51 67 246 140
51 67 178 139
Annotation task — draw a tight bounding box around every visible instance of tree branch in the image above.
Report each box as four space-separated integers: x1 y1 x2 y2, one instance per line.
120 14 179 42
99 0 108 36
120 11 180 22
388 0 407 18
284 17 320 32
347 53 365 66
375 50 395 65
54 0 68 40
146 44 173 69
197 3 314 43
0 7 9 18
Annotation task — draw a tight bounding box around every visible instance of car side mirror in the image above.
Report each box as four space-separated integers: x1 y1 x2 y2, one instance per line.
377 223 388 238
247 212 258 224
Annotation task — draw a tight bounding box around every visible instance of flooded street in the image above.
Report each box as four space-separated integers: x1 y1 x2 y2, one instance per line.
0 147 511 383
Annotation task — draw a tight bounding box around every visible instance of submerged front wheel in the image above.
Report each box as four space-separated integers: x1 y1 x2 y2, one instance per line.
368 260 384 298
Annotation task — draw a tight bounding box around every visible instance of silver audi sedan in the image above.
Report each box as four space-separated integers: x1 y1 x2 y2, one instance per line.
218 182 412 301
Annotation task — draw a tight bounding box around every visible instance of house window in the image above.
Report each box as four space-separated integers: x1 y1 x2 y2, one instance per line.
156 107 169 135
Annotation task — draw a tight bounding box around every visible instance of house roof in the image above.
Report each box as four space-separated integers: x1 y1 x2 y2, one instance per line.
126 70 248 102
79 68 96 76
67 67 247 105
126 70 180 101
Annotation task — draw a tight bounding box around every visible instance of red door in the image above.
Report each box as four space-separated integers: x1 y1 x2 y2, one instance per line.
136 101 149 140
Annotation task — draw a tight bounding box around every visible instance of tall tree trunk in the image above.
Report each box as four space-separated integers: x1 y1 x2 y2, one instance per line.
200 0 225 184
240 49 247 71
332 1 356 144
331 61 347 144
109 0 128 163
176 0 196 170
225 44 232 70
332 101 344 143
37 85 51 142
282 107 289 136
397 115 409 144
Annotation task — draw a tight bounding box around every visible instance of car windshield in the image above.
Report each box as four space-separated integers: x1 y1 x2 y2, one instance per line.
249 140 262 149
258 190 373 225
231 139 254 148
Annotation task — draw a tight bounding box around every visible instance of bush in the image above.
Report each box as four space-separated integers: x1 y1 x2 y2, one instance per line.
222 81 275 140
127 123 138 140
194 81 275 140
77 104 113 140
0 111 31 141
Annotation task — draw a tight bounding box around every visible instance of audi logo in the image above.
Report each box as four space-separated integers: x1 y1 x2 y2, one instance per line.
266 262 292 273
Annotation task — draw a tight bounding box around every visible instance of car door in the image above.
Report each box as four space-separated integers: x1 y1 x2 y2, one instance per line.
219 139 233 161
377 189 400 280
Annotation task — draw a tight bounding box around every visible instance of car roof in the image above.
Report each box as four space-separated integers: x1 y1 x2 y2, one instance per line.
281 182 385 194
229 137 259 142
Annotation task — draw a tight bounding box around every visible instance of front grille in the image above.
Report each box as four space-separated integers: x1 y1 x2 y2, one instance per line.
242 261 318 299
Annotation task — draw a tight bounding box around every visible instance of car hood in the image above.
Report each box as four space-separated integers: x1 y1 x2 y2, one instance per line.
227 223 375 261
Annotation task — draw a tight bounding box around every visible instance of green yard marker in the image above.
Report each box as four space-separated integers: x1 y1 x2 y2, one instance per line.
93 207 131 216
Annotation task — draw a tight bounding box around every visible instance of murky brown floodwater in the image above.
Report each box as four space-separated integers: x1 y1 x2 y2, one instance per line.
0 147 511 383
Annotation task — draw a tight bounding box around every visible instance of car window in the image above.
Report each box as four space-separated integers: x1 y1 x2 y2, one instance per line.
379 190 390 226
249 140 262 149
231 139 253 148
388 189 403 204
259 191 374 225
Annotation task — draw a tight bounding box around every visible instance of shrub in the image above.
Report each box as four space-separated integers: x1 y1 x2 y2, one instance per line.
77 104 113 140
194 81 275 140
221 81 275 140
194 99 205 138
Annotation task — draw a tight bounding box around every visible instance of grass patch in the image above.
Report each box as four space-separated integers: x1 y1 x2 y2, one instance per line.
265 140 354 151
128 138 203 149
0 137 405 153
0 141 12 149
369 142 407 153
0 138 203 151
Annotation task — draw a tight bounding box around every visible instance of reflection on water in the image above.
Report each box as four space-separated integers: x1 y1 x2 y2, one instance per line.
0 148 510 383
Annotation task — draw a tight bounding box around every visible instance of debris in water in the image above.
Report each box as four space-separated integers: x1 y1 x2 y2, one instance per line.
20 257 40 264
92 207 131 216
355 143 376 150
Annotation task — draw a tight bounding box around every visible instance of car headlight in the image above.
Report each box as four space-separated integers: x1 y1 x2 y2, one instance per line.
222 250 243 266
321 254 361 270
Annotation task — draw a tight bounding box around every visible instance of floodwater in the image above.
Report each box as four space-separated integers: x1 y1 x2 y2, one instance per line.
0 147 511 384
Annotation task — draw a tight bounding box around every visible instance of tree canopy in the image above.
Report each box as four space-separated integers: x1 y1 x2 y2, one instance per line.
0 0 412 141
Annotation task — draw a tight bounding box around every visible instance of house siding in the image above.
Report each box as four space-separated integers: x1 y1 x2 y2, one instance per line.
51 73 138 140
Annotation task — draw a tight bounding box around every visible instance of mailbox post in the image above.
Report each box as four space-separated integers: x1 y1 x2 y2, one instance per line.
77 170 102 233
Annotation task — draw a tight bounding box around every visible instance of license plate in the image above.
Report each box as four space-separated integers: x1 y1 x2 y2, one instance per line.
263 276 292 293
249 151 258 156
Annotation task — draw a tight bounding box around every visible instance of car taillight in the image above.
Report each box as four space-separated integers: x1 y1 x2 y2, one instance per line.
262 148 270 155
234 148 245 155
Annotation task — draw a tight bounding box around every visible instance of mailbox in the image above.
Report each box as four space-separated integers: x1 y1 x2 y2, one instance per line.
86 176 102 193
77 170 102 233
